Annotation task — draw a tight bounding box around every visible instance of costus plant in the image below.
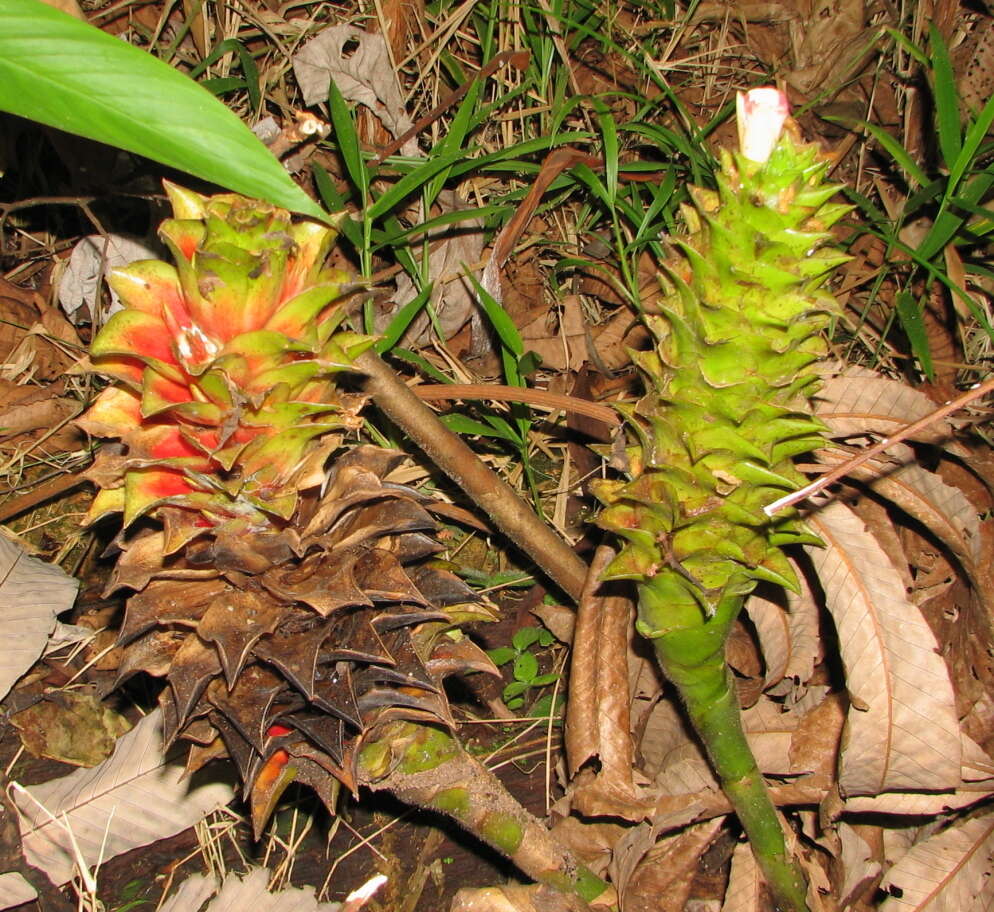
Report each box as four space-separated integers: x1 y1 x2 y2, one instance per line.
592 88 850 912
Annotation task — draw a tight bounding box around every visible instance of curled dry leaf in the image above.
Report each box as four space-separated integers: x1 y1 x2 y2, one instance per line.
807 501 961 796
764 575 822 700
879 812 994 911
293 25 418 156
565 545 643 819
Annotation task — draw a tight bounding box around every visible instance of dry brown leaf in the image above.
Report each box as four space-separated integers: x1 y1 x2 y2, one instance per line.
58 234 159 325
0 709 233 909
449 883 595 911
879 812 994 910
836 822 881 909
787 0 875 100
743 593 790 691
959 16 994 117
721 839 767 912
0 534 78 703
385 193 484 346
619 818 723 911
159 866 352 912
293 26 417 156
817 444 981 573
757 573 821 700
565 546 646 820
520 296 590 372
814 373 961 447
808 501 961 796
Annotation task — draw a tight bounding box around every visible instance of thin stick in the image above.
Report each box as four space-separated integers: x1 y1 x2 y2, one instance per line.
765 374 994 516
355 349 589 601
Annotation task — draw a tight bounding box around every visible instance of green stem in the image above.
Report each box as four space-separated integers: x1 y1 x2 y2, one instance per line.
357 721 616 909
644 588 809 912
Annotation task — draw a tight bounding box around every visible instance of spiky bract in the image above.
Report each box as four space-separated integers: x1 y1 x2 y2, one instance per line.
80 185 496 832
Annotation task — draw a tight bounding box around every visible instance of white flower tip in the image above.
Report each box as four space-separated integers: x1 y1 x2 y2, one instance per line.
737 87 791 164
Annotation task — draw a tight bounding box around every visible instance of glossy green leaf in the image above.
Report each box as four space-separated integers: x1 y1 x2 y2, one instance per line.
0 0 325 221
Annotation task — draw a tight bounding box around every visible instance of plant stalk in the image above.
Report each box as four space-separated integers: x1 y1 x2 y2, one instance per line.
357 721 616 909
644 586 809 912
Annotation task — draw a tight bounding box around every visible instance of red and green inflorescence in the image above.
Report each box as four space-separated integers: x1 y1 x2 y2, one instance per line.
80 182 372 542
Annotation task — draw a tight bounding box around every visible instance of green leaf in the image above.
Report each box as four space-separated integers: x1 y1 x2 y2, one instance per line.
947 94 994 198
486 646 516 667
593 97 619 202
513 651 539 683
895 290 934 380
503 681 530 701
530 672 559 687
829 116 928 188
512 627 543 650
538 629 555 647
327 77 368 199
376 285 432 355
928 25 962 171
440 413 518 441
0 0 325 220
367 152 464 221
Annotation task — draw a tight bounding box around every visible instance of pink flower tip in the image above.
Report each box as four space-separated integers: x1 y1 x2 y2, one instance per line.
737 87 790 164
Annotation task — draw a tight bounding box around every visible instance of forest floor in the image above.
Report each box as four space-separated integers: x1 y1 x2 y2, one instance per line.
3 0 994 910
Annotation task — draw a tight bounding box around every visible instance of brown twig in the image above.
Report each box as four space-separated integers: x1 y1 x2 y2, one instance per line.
765 374 994 516
355 349 589 601
0 472 87 525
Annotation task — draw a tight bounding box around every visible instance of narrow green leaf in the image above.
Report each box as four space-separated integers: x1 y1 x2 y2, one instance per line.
426 79 482 206
311 163 362 247
375 285 432 354
367 152 464 221
326 77 368 198
440 414 518 441
593 97 619 202
828 117 929 188
947 93 994 197
0 0 325 220
928 25 962 170
895 291 933 380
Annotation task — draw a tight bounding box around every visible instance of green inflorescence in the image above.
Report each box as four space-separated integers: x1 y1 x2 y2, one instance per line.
593 128 849 628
